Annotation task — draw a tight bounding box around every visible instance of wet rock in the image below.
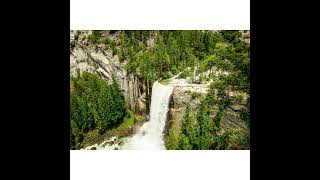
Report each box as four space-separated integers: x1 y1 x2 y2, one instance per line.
118 140 124 146
145 115 150 121
109 141 115 145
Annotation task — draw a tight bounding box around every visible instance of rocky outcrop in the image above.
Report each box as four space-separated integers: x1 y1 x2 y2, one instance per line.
165 85 248 139
240 30 250 44
165 86 206 136
70 30 151 115
171 86 207 109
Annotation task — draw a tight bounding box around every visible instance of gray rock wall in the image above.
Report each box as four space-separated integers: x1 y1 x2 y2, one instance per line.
70 30 150 115
165 86 248 138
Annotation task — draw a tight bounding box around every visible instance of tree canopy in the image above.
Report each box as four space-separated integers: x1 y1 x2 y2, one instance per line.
70 72 127 149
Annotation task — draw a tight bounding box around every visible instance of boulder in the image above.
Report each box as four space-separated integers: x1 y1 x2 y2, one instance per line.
137 98 146 113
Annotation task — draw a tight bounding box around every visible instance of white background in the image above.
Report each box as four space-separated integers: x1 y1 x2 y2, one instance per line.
70 0 250 30
70 0 250 179
71 150 250 180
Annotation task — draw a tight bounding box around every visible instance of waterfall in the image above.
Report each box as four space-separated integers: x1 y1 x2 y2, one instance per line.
122 81 173 149
82 77 207 150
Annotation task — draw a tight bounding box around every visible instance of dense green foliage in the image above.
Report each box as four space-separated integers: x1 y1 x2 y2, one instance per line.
114 30 245 81
166 126 179 150
86 30 249 85
87 31 102 44
178 134 192 150
70 71 127 149
166 100 236 150
181 104 200 149
197 100 214 149
229 129 250 148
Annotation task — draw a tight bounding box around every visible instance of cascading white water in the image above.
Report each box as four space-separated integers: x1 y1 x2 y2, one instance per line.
122 81 173 150
82 80 174 150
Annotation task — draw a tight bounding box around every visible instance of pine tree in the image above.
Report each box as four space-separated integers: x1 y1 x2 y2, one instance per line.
70 72 128 142
168 33 180 69
190 118 200 150
212 133 230 150
197 100 214 150
97 82 109 134
166 126 179 150
181 104 200 149
213 105 224 131
110 75 126 126
178 133 192 150
181 104 192 135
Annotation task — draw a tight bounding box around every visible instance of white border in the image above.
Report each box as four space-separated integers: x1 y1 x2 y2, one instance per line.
70 150 250 180
70 1 250 179
70 0 250 30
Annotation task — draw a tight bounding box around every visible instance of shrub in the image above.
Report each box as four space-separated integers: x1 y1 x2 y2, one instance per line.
191 92 201 99
87 31 102 44
134 115 144 122
171 65 178 74
229 129 249 148
179 69 191 78
166 126 179 150
162 71 172 79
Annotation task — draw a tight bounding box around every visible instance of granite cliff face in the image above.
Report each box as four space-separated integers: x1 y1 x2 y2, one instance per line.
70 30 151 115
164 85 249 148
